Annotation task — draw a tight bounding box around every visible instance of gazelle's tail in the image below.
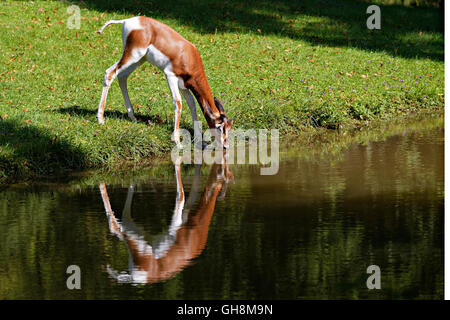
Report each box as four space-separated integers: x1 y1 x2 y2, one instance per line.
97 19 126 34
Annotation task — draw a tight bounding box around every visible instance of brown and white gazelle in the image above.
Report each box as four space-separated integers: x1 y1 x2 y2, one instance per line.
97 17 233 148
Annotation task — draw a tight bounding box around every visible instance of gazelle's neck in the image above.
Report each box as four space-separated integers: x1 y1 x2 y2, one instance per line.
188 73 221 128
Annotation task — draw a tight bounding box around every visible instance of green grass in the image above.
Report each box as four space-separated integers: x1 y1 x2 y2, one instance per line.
0 0 444 182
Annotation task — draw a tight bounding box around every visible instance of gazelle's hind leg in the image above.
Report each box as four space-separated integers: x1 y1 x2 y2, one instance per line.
97 61 119 124
117 59 144 122
97 30 148 124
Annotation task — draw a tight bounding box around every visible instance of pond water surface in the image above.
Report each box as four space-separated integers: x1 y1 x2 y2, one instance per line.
0 119 444 299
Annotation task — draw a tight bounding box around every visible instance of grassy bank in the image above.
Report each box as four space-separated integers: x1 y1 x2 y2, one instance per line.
0 0 444 182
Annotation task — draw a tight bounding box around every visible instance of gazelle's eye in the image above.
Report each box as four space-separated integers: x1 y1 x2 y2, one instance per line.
216 123 224 133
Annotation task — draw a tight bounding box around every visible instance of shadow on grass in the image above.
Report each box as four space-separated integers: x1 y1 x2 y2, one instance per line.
73 0 443 61
0 119 86 181
57 105 167 124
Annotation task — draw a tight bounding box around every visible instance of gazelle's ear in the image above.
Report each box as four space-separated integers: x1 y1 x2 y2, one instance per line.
214 97 226 115
224 117 233 130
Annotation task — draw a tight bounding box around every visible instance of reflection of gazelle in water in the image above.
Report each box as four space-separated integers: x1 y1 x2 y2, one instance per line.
99 160 233 284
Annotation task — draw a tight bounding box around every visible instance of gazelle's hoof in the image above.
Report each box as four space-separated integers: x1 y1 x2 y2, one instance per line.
97 115 105 125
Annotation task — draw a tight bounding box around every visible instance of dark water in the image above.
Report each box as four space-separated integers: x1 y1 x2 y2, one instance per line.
0 121 443 299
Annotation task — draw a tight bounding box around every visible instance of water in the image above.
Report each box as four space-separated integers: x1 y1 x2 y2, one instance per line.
0 120 443 299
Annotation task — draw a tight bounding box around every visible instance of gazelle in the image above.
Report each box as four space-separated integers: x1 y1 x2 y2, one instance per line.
99 159 233 284
97 17 233 148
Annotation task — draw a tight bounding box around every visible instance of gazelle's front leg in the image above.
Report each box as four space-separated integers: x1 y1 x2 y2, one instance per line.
181 89 202 148
169 163 185 235
165 72 183 148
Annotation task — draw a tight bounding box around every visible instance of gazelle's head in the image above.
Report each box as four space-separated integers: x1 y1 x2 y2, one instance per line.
213 98 233 149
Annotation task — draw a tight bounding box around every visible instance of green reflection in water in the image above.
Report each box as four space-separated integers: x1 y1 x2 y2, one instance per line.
0 116 443 299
